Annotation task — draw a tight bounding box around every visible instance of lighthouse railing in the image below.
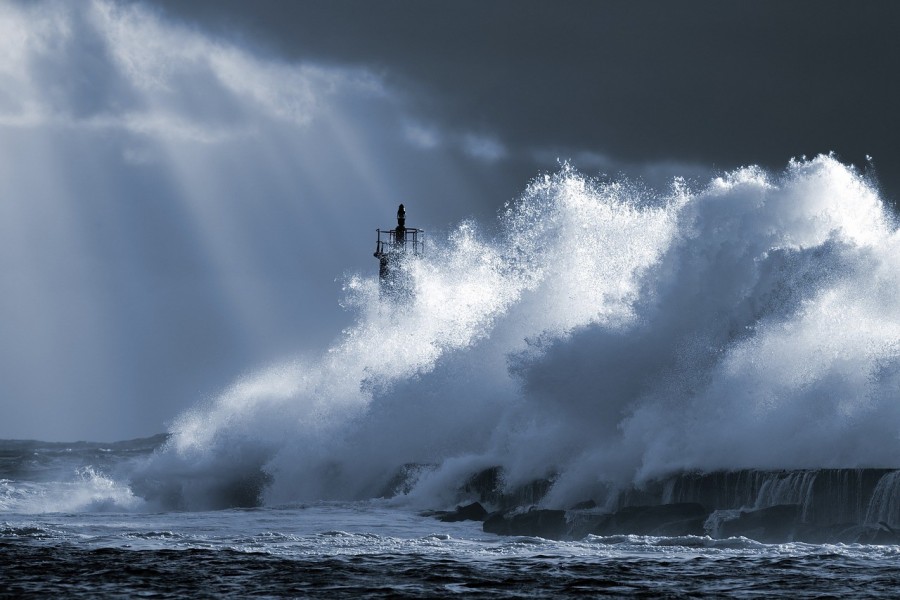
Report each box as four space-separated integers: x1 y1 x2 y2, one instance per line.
375 228 425 256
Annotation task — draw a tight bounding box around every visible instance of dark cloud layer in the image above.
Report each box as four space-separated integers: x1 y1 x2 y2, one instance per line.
148 0 900 202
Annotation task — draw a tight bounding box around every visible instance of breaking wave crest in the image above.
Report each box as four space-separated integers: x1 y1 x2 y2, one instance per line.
133 155 900 510
1 466 141 513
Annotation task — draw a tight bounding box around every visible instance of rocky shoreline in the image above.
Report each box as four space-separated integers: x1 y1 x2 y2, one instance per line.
423 467 900 544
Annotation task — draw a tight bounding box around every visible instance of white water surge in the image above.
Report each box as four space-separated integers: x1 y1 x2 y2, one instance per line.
135 155 900 511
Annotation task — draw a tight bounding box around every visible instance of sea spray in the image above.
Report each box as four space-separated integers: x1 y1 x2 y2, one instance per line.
1 462 142 514
133 155 900 511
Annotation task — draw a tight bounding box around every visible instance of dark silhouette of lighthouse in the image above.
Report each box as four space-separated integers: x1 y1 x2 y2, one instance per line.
374 204 424 295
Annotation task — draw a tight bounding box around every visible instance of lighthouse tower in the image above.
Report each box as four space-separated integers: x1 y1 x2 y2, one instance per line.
374 204 424 295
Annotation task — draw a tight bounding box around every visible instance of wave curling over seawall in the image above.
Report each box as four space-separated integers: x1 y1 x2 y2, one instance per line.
132 155 900 510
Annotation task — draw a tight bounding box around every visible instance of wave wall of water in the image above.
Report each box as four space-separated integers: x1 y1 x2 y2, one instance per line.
130 155 900 512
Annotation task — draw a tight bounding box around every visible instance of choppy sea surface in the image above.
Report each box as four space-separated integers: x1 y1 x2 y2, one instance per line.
2 439 900 598
5 502 900 598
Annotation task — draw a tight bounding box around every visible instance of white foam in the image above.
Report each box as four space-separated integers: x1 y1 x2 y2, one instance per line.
0 467 142 513
141 155 900 509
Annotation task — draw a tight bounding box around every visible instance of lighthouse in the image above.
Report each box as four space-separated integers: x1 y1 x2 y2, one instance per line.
374 204 424 295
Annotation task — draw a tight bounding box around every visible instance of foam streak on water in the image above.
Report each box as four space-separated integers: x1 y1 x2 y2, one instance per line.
124 155 900 511
3 501 900 598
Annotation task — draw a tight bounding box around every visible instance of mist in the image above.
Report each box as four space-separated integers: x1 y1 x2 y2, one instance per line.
126 155 900 511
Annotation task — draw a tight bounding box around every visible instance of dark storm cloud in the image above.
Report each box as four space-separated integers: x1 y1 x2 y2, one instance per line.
146 0 900 201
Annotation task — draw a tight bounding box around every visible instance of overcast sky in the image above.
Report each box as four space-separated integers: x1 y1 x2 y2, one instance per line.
2 0 898 441
152 0 900 199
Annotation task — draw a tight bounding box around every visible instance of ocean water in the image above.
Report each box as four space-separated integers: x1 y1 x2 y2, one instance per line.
4 441 900 598
4 156 900 596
